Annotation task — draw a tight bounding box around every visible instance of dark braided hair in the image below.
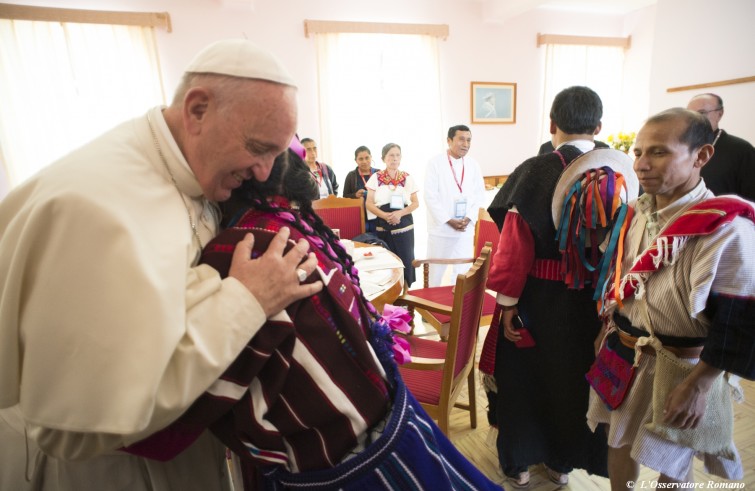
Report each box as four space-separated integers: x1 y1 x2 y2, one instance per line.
220 150 378 318
219 150 401 379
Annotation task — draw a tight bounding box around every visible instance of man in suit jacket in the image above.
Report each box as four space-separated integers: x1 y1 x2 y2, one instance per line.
687 93 755 201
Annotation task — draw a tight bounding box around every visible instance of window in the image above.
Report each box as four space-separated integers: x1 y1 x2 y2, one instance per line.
539 38 628 146
310 28 445 260
312 31 443 182
0 11 167 195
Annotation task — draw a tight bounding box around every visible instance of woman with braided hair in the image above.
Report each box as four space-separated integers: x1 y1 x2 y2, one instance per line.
124 146 501 491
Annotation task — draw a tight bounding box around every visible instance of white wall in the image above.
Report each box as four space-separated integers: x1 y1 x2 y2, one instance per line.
647 0 755 143
3 0 753 176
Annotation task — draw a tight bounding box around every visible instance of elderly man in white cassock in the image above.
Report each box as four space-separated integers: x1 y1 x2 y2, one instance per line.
0 40 323 490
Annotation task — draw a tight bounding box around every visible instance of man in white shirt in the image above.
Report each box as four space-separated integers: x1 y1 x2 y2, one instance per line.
0 39 322 490
424 124 487 286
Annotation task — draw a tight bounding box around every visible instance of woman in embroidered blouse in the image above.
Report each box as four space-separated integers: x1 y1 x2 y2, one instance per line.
365 143 420 287
342 145 379 233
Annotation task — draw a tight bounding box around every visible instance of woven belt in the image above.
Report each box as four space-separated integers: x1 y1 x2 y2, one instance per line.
617 329 704 359
528 258 561 281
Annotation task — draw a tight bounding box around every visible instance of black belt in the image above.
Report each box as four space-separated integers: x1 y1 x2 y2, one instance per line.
612 312 706 348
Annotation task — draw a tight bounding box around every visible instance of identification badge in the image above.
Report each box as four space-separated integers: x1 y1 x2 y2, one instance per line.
390 191 404 210
454 197 467 218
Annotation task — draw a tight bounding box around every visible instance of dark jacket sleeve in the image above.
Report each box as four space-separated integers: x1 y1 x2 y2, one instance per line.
326 164 339 196
701 294 755 380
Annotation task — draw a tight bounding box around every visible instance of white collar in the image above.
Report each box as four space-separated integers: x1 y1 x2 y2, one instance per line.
556 139 595 153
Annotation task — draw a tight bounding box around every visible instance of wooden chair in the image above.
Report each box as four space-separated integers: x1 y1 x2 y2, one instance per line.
312 195 366 239
410 208 500 338
395 245 493 435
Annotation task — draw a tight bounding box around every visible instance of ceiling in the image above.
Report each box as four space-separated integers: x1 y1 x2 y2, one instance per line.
475 0 657 23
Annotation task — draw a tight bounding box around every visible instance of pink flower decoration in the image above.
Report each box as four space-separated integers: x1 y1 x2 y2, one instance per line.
392 336 411 365
381 304 412 364
381 304 412 334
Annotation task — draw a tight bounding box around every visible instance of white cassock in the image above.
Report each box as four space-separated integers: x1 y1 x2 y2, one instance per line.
424 152 486 286
0 106 267 490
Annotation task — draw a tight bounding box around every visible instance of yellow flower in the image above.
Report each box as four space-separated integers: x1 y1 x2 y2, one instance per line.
606 131 636 153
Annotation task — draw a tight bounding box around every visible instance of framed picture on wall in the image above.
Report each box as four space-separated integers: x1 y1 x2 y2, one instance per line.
470 81 516 124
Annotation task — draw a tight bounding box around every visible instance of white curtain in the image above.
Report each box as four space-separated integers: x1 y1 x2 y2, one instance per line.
313 32 443 182
0 20 165 196
313 32 443 263
540 43 625 146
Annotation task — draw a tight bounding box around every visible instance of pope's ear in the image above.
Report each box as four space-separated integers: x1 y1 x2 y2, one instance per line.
694 143 715 168
183 87 211 134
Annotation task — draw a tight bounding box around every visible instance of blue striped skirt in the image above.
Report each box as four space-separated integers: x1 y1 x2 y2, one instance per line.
260 376 502 491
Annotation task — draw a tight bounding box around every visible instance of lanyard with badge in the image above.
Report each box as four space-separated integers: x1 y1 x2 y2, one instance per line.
359 171 372 198
312 164 329 198
448 155 467 218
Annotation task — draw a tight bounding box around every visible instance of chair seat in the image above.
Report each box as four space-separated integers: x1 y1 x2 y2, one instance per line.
399 336 448 405
409 286 497 325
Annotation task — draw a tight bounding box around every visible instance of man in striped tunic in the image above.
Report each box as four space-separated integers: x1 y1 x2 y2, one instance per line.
587 108 755 489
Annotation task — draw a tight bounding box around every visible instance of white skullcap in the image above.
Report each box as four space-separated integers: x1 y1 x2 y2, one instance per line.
184 39 296 87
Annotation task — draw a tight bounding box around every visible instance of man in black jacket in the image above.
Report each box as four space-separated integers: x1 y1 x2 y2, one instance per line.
687 93 755 201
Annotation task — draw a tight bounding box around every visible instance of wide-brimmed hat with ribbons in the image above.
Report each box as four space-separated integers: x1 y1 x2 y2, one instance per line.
551 148 639 303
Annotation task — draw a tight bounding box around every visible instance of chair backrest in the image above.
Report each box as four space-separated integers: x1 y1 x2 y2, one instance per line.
473 208 500 260
444 244 492 390
312 195 366 239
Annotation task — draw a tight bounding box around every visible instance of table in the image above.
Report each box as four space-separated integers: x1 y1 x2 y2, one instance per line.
351 242 404 313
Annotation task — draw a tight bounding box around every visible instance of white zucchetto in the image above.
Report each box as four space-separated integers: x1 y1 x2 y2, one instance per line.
184 39 296 87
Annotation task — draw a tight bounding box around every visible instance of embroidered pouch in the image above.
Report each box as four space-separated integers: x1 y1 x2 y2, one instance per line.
585 331 636 410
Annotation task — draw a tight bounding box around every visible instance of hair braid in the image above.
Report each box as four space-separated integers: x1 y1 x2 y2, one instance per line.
221 149 379 319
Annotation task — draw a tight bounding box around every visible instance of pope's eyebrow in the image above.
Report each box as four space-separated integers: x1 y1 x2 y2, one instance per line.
245 138 278 154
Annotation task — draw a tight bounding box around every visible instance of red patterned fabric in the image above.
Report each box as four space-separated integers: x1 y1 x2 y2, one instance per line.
529 258 562 281
606 196 755 305
585 337 636 409
478 304 501 376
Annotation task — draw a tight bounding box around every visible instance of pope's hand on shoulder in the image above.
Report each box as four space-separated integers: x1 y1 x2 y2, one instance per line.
228 227 323 317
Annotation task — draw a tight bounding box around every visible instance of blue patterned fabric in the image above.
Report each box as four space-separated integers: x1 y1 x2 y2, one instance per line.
261 376 502 491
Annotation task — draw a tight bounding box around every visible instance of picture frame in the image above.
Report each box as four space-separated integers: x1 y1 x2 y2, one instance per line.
470 81 516 124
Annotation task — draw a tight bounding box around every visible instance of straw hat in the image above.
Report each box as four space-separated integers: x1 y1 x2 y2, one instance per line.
551 148 639 229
